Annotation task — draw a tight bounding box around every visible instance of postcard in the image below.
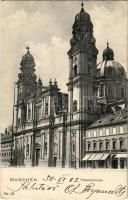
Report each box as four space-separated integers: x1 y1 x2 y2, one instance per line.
0 1 128 200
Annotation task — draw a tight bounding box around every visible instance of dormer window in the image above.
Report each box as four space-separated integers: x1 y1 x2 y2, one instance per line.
74 65 78 77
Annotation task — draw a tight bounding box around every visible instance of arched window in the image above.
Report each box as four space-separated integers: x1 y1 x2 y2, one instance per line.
121 88 125 98
18 118 20 125
44 133 47 154
45 102 48 115
27 144 29 155
74 65 78 77
100 84 104 97
53 143 58 154
44 142 47 154
19 92 22 101
87 65 91 75
108 86 113 97
113 141 117 150
28 103 31 119
88 99 92 111
73 100 77 112
120 140 124 150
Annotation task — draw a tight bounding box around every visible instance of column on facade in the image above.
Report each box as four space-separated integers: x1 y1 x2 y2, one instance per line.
21 136 24 165
97 86 100 98
103 85 105 96
41 133 44 159
118 158 121 169
75 130 80 169
65 130 71 168
47 132 49 160
59 131 62 160
24 136 27 159
28 136 31 159
43 98 45 117
42 99 44 118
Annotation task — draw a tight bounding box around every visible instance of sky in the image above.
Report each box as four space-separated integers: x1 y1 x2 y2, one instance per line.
0 0 128 132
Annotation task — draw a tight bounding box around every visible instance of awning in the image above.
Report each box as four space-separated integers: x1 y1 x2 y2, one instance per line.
88 154 96 161
82 154 92 161
115 154 128 159
93 154 104 160
100 154 110 160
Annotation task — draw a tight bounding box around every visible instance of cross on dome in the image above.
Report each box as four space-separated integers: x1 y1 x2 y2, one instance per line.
26 46 30 53
107 41 109 48
81 1 84 8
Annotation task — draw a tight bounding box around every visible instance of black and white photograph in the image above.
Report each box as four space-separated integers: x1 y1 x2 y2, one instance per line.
0 1 128 199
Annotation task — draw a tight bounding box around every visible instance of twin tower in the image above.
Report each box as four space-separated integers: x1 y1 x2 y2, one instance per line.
14 4 127 168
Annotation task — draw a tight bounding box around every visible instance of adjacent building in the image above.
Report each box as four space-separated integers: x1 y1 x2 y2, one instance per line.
0 127 13 166
84 108 128 169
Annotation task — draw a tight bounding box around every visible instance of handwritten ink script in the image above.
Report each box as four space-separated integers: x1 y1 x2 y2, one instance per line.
6 174 126 199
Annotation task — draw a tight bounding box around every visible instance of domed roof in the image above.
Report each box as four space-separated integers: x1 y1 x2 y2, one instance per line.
103 42 114 61
97 42 127 79
20 47 35 68
75 8 90 23
74 3 93 28
97 60 126 78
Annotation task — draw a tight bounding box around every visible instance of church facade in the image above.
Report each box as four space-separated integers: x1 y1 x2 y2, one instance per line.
11 3 128 168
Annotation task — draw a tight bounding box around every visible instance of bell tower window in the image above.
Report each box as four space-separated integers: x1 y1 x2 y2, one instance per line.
73 100 77 112
74 65 78 77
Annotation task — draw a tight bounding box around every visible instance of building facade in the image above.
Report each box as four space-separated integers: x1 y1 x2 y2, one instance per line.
84 108 128 169
2 3 128 168
0 127 13 166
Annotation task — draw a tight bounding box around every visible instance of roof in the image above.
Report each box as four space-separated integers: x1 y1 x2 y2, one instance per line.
97 60 126 78
88 108 128 129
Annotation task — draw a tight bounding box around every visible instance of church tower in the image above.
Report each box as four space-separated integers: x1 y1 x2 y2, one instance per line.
15 47 37 128
66 3 98 168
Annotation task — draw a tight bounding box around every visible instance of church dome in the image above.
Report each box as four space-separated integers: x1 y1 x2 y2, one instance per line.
20 47 35 68
97 60 126 78
97 43 126 79
69 2 95 50
73 3 93 30
75 7 91 24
